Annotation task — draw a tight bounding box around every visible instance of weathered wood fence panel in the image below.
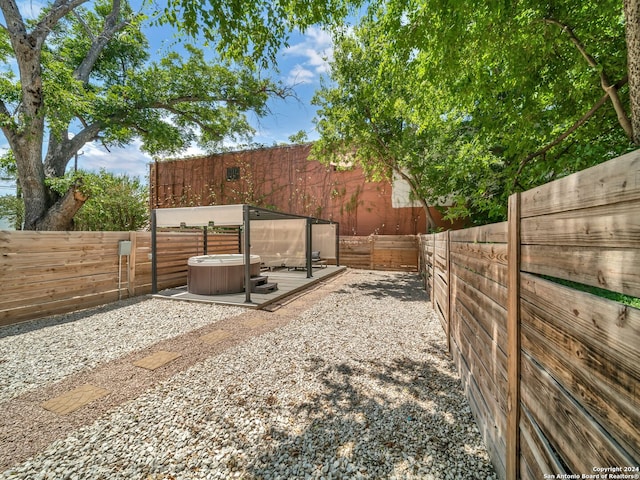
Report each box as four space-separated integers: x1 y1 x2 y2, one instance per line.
337 235 418 271
419 223 510 477
1 231 418 325
370 235 418 271
432 232 449 336
0 231 215 325
1 231 131 325
419 149 640 479
338 236 373 269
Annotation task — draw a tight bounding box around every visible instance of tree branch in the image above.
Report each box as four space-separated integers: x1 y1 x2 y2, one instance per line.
0 0 26 37
149 96 251 110
513 75 628 185
43 122 103 177
36 177 88 230
33 0 90 41
71 9 96 40
362 106 436 228
545 18 633 140
151 104 218 135
74 0 129 83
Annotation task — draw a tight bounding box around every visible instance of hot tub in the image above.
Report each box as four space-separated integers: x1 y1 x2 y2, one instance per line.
187 254 261 295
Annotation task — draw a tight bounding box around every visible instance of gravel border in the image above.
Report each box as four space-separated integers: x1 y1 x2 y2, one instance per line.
1 270 496 479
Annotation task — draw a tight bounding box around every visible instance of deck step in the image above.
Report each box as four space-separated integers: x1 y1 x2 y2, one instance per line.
248 275 268 287
253 282 278 293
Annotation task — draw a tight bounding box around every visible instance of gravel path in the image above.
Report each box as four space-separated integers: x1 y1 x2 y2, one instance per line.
0 299 246 402
1 270 496 479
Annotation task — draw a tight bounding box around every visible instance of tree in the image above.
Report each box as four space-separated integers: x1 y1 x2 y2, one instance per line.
313 25 435 229
624 0 640 144
314 1 637 224
47 170 148 230
1 0 358 231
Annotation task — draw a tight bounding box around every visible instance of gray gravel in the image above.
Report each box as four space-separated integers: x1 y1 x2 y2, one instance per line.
0 298 245 402
1 270 496 479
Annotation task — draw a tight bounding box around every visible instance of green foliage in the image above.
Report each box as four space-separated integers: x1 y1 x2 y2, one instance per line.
0 150 17 179
288 130 309 144
2 0 320 229
36 6 283 156
542 275 640 310
312 19 497 226
47 170 149 231
0 194 24 230
314 0 636 225
156 0 363 66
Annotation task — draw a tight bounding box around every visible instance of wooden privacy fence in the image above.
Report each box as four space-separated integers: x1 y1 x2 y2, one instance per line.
339 235 418 271
0 230 239 326
1 231 417 326
419 150 640 479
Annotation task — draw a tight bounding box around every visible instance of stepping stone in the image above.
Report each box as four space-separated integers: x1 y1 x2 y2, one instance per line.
133 350 181 370
238 316 269 329
41 384 110 415
200 330 231 344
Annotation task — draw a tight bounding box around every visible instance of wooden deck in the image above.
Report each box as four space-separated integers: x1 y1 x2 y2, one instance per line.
152 265 347 310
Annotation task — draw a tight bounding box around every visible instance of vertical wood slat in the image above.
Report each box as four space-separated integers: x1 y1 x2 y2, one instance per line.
446 230 452 353
506 193 521 480
128 231 137 297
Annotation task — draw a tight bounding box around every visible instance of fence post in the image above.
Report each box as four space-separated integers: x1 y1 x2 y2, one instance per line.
128 231 137 297
446 230 452 354
506 193 521 480
432 235 437 307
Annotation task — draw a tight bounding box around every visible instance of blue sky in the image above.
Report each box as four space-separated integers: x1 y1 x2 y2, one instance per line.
77 23 338 180
0 1 343 189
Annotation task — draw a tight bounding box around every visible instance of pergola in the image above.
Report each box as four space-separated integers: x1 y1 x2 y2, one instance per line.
150 204 339 303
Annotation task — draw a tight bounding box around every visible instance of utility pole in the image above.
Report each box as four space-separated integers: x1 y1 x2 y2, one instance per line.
74 151 84 172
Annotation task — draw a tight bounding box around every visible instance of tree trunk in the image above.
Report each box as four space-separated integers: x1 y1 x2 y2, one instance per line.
419 197 436 232
392 167 436 232
35 179 89 230
625 0 640 145
15 146 47 230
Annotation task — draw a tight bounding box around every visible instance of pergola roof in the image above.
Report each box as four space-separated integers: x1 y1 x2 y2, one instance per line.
154 204 334 228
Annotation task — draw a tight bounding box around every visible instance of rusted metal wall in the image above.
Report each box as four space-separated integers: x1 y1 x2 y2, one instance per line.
150 144 460 236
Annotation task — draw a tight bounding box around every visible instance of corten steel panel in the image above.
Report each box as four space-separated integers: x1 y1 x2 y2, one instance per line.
150 144 460 236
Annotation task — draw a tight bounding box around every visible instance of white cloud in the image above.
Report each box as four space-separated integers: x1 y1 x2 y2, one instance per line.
77 140 153 180
283 27 334 85
16 0 47 19
286 64 316 85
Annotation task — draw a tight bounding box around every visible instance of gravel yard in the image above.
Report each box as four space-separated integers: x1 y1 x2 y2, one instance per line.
0 299 246 403
0 270 496 479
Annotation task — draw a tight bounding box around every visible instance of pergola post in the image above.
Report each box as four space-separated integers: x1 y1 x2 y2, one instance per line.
306 218 313 278
151 210 158 294
243 205 252 303
335 222 340 266
203 226 208 255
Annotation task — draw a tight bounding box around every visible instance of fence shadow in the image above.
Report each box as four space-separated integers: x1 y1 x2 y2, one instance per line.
244 342 495 478
0 296 148 340
335 272 428 302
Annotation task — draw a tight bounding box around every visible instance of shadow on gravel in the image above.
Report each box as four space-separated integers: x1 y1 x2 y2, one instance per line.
0 296 148 340
335 272 428 302
245 340 496 479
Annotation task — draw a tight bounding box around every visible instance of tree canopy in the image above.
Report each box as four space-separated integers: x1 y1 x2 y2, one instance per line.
4 0 640 229
0 0 359 230
313 0 638 224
